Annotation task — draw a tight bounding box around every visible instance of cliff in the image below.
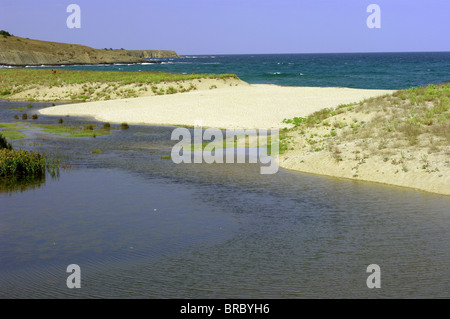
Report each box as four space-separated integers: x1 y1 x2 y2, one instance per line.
120 50 180 59
0 36 150 66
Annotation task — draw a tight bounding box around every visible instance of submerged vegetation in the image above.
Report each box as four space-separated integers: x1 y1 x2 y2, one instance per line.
0 122 113 138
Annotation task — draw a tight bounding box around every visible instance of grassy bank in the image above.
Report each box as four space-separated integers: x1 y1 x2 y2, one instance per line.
279 83 450 195
0 69 241 102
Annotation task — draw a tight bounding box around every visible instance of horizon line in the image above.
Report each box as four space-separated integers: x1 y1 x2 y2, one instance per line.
178 50 450 56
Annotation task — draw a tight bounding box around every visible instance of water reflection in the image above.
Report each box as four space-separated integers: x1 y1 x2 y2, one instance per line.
0 175 47 194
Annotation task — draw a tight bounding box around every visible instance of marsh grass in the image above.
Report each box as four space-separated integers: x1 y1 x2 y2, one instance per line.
0 148 45 177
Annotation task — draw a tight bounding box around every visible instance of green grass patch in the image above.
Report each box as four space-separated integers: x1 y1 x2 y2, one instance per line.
0 129 27 140
0 69 239 99
0 122 113 138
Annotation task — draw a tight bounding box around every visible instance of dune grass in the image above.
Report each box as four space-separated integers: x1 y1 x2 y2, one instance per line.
281 82 450 167
0 68 239 99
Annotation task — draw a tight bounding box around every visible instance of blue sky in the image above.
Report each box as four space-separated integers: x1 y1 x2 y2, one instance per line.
0 0 449 54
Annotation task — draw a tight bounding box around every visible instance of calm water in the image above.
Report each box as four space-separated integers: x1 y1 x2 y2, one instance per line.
0 101 449 298
13 52 450 89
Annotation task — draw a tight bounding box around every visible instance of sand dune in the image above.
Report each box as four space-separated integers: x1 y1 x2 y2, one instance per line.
39 84 393 129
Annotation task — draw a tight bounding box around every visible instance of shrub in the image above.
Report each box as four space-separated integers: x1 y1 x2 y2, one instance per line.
0 133 13 150
32 114 38 120
58 118 64 124
166 86 178 95
22 114 28 120
103 122 111 130
0 30 11 37
121 123 129 130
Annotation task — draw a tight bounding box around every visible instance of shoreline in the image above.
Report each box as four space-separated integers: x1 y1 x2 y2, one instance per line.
277 156 449 196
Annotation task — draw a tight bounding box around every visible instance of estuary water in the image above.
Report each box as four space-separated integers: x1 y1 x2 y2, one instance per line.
0 101 449 298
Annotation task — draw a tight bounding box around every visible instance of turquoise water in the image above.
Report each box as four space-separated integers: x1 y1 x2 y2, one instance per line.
20 52 450 89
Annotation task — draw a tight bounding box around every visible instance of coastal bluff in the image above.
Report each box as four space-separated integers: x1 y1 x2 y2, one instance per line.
119 50 180 59
0 35 178 66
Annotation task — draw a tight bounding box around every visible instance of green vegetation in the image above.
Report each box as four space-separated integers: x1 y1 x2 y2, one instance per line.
280 83 450 170
0 133 58 182
0 30 11 37
121 123 130 130
0 69 238 101
0 122 113 138
0 129 27 140
0 133 13 150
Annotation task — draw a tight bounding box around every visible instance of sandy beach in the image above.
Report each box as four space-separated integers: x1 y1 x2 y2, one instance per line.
39 84 393 129
38 84 449 196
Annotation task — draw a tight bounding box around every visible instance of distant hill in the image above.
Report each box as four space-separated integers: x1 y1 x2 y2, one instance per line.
0 35 179 66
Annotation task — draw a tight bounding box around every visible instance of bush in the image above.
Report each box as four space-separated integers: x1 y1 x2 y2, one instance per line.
32 114 38 120
0 133 13 150
22 114 28 120
0 30 11 37
121 123 129 130
103 122 111 130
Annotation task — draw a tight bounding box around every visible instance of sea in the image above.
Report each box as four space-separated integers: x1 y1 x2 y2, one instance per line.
11 51 450 90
